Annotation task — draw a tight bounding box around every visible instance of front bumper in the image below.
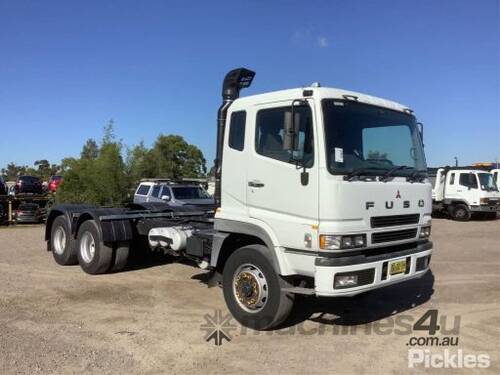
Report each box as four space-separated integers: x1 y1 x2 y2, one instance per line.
470 204 499 213
314 241 432 296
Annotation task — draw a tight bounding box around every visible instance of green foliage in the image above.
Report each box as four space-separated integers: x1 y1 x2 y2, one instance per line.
1 160 60 181
56 122 207 205
151 135 207 179
57 123 129 206
2 119 207 205
80 139 99 159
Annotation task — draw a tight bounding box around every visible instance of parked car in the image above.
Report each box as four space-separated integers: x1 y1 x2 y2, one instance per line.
0 176 8 195
133 179 215 208
13 203 45 223
14 176 43 194
48 175 63 192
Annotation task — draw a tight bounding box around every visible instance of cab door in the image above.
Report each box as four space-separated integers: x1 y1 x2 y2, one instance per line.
246 101 318 251
458 172 479 205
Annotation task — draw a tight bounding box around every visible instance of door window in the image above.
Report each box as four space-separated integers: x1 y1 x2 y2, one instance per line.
228 111 246 151
255 105 314 167
151 185 162 198
459 173 478 189
136 184 150 195
449 173 455 185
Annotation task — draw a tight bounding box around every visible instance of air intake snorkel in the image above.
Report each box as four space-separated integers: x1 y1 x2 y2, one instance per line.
214 67 255 207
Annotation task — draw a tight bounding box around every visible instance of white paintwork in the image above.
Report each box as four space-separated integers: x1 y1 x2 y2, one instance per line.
315 249 432 296
217 85 434 295
492 169 499 185
432 168 500 210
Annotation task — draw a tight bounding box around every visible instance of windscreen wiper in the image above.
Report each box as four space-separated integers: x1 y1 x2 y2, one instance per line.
380 165 413 181
406 169 427 182
343 167 386 181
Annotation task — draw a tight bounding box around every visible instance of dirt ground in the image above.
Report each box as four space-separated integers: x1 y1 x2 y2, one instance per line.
0 219 499 374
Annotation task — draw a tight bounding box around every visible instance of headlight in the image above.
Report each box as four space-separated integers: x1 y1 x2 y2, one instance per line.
320 234 366 250
419 226 431 238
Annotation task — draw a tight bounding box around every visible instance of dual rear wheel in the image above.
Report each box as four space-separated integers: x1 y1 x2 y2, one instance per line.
50 217 129 274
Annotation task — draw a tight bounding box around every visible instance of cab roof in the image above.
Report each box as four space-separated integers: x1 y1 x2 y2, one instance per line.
233 86 412 114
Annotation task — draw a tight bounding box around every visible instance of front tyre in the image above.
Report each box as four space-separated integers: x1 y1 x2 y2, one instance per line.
449 204 471 221
222 245 294 330
76 220 113 274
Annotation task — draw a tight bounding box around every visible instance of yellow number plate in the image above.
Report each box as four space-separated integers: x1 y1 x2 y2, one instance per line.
390 259 407 275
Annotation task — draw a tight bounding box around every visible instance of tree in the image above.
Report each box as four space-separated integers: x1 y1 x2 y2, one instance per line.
57 123 128 205
1 163 27 180
149 135 206 179
126 141 155 183
81 139 99 159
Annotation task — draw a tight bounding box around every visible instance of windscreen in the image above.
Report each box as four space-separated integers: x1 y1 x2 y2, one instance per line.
322 100 427 177
171 186 211 200
478 173 498 192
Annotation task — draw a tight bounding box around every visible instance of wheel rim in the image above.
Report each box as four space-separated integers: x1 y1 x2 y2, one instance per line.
80 231 96 263
53 227 66 255
456 208 466 218
233 264 268 313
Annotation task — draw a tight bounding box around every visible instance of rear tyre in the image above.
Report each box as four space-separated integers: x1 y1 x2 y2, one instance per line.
76 220 113 274
109 241 130 272
51 215 78 265
449 204 471 221
222 245 294 330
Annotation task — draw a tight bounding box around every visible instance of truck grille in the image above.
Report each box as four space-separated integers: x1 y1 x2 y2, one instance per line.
372 228 417 244
371 214 420 228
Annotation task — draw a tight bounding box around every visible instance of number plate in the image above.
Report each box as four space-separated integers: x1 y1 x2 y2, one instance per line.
389 259 407 275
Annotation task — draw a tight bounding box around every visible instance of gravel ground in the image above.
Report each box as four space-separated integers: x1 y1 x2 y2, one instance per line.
0 219 499 374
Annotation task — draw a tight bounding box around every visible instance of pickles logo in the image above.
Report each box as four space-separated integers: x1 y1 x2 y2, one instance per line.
200 310 237 346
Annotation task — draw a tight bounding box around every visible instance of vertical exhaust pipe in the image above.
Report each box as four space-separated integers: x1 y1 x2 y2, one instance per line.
214 68 255 207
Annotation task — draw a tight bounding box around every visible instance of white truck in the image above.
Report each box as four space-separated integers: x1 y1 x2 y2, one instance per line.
431 167 499 220
45 68 433 330
492 169 499 185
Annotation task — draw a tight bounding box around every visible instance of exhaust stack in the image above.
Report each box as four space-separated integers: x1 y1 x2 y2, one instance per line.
214 67 255 207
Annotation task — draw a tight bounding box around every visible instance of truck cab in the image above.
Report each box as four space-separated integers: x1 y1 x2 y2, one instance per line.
217 84 432 298
431 168 500 220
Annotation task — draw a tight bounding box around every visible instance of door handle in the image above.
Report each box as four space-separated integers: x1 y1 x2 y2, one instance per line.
248 180 265 188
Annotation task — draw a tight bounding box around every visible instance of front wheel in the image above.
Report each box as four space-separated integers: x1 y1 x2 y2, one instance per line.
449 204 471 221
222 245 294 330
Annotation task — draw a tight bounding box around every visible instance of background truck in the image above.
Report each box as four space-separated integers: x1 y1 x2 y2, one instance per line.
492 169 499 186
45 67 433 330
430 167 500 220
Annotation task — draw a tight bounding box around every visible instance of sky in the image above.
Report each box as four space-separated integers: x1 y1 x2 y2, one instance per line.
0 0 499 170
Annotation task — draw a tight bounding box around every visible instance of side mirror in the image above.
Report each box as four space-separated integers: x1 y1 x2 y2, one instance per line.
417 122 424 145
161 195 171 202
283 100 305 151
283 111 298 151
468 173 476 189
